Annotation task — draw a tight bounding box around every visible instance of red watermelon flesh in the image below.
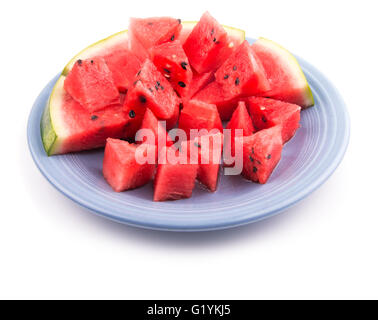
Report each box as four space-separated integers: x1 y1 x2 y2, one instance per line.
251 38 314 108
215 41 270 96
123 59 181 137
103 138 155 192
181 133 223 192
186 71 215 99
236 126 283 184
246 97 300 143
183 12 230 73
178 100 223 140
137 108 174 159
149 41 193 98
102 48 142 92
154 146 198 201
129 17 182 60
64 58 120 112
224 101 255 166
193 81 240 121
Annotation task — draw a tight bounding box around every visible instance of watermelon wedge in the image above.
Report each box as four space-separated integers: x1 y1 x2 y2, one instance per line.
129 17 182 60
246 97 301 143
64 58 120 112
103 138 155 192
251 38 314 108
149 40 193 98
236 126 283 184
41 76 129 155
186 71 215 99
178 100 223 140
215 40 270 96
154 146 198 201
193 82 240 121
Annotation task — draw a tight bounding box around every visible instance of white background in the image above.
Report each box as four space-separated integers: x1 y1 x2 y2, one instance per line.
1 0 377 299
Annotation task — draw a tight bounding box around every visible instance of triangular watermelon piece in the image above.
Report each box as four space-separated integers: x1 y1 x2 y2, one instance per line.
236 126 283 184
224 101 255 166
215 40 270 96
181 133 223 192
123 59 181 138
193 81 239 120
154 146 198 201
149 40 193 98
178 100 223 140
64 57 120 112
183 12 231 73
246 97 301 143
251 38 314 108
103 138 155 192
186 71 215 99
129 17 182 60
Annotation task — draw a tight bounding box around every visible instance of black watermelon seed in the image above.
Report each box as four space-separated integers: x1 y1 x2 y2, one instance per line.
267 154 272 160
194 142 201 148
233 65 237 71
178 81 186 88
133 79 140 86
171 34 175 41
211 28 215 36
148 87 154 93
179 103 184 110
129 110 136 118
163 68 171 74
90 60 94 64
137 70 141 76
262 115 267 123
253 166 258 173
249 155 254 162
178 19 181 24
213 37 217 42
180 62 188 70
77 59 82 65
139 95 147 104
160 85 164 90
91 115 98 121
224 74 229 79
256 160 261 165
155 84 159 90
252 147 255 154
235 78 240 86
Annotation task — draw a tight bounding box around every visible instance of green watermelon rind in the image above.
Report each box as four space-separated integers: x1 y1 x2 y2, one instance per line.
62 30 129 75
257 37 315 108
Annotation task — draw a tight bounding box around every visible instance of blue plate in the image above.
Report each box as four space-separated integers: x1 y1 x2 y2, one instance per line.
27 39 350 231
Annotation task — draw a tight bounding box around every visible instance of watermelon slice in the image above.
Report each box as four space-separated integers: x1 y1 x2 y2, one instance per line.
178 100 223 140
246 97 301 143
64 58 120 112
183 12 235 73
193 82 239 121
129 17 182 60
224 101 255 166
154 146 198 201
41 76 129 155
251 38 314 108
181 133 223 192
103 138 155 192
236 126 283 184
149 41 193 98
123 59 181 137
215 40 270 96
136 108 174 159
186 71 215 99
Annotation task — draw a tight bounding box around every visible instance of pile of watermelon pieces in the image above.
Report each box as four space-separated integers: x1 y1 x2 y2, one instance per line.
41 11 314 202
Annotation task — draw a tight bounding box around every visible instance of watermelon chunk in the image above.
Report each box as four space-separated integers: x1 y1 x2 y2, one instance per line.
136 108 174 159
181 133 223 192
186 71 215 99
183 12 233 73
251 38 314 108
129 17 182 60
103 138 155 192
149 41 193 97
154 146 198 201
123 59 181 137
41 76 129 155
246 97 301 143
193 82 239 121
178 100 223 140
215 40 270 96
64 58 120 112
224 101 255 165
236 126 283 184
